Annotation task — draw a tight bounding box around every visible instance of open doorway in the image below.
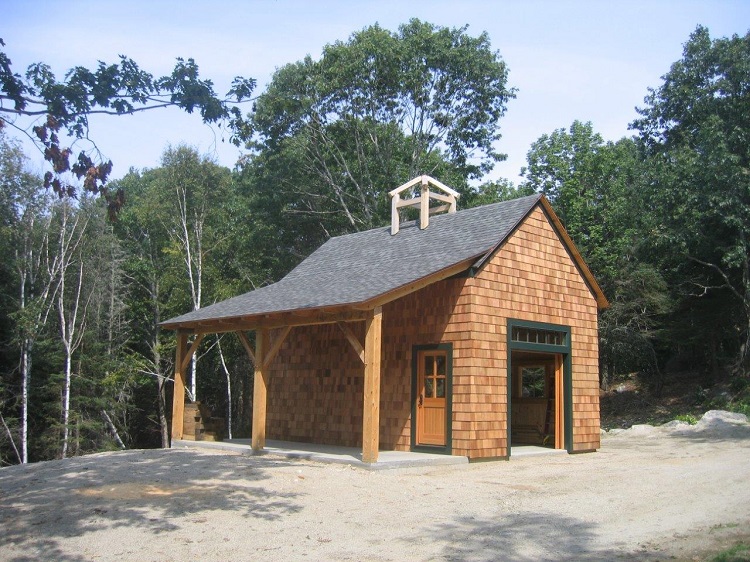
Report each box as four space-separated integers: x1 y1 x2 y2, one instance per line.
510 350 564 449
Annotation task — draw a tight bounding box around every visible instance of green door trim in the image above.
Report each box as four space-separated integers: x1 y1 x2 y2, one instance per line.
507 319 573 453
410 343 453 455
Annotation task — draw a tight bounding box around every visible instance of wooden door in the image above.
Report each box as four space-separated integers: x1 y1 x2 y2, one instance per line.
416 350 447 446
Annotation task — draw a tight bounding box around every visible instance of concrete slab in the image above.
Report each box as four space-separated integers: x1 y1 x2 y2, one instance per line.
171 439 469 470
510 445 568 458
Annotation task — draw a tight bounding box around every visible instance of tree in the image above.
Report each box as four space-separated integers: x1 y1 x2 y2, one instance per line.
521 121 674 387
112 148 245 443
112 170 175 447
246 19 514 257
0 132 52 463
461 178 535 208
50 200 91 458
632 26 750 374
521 121 643 293
151 146 234 400
0 38 255 213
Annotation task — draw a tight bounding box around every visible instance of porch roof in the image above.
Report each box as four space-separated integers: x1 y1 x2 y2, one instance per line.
161 194 606 332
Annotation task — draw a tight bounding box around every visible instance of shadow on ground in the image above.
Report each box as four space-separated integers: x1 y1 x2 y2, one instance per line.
0 449 302 561
419 512 648 561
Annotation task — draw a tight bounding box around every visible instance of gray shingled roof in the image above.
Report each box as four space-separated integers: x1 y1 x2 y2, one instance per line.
162 194 542 327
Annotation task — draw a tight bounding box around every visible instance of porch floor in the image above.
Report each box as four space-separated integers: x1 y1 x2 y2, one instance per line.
171 438 469 470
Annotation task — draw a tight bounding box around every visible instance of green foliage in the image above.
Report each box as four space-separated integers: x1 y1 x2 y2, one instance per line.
243 19 514 267
0 38 255 209
674 413 698 425
252 19 514 180
462 178 534 208
632 26 750 374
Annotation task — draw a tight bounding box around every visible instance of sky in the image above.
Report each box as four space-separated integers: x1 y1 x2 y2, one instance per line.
3 0 750 185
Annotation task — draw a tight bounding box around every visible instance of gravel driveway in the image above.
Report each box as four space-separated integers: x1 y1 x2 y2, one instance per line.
1 411 748 561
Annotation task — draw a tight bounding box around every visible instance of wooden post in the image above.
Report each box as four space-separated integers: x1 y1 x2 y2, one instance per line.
171 331 189 442
391 192 401 235
362 306 382 463
419 177 429 230
555 354 564 449
252 328 268 451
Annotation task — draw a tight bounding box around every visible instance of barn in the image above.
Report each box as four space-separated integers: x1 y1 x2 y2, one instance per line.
161 176 608 463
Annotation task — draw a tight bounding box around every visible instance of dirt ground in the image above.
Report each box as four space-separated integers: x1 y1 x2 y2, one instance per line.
1 411 748 562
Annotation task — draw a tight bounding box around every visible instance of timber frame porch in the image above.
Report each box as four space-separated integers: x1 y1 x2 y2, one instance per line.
170 305 387 463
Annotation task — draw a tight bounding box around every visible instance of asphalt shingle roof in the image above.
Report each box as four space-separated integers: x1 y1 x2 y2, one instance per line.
162 194 542 327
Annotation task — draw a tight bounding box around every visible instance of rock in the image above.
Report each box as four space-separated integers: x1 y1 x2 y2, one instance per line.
694 410 749 434
699 410 748 424
661 420 691 430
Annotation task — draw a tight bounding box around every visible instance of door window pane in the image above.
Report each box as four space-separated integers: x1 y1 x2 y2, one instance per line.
425 377 434 398
436 354 446 376
436 378 445 398
424 355 434 376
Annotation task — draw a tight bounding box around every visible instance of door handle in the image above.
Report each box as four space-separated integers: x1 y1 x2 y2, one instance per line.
418 394 423 407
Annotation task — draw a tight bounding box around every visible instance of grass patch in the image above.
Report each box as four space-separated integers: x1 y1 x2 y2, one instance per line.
675 413 699 425
709 542 750 562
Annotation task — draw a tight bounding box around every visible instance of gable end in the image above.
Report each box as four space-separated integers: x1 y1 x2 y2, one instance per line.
470 197 608 310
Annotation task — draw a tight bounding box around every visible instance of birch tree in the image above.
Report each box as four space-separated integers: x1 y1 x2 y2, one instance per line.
156 146 233 401
1 132 56 463
50 200 91 459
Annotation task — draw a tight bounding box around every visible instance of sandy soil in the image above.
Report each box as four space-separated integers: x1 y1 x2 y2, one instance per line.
1 410 748 562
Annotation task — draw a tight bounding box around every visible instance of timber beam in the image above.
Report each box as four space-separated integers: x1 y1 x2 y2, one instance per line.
248 325 292 453
337 322 365 364
178 333 205 375
236 331 256 363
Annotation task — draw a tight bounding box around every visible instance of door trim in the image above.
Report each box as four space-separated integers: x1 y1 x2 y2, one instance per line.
507 319 573 453
411 343 453 454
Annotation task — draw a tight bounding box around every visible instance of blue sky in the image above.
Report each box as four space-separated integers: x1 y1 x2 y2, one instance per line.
4 0 749 184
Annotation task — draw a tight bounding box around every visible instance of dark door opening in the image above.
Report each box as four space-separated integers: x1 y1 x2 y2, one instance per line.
510 350 564 449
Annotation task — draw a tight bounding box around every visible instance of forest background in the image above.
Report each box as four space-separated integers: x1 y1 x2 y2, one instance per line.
1 18 749 464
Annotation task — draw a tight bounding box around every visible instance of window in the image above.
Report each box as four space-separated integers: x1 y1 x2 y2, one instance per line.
512 326 566 347
422 352 447 398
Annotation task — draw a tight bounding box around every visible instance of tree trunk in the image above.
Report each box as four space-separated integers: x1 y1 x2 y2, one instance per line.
217 338 233 440
101 409 126 449
61 350 72 459
157 376 169 448
0 412 21 464
20 340 30 464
